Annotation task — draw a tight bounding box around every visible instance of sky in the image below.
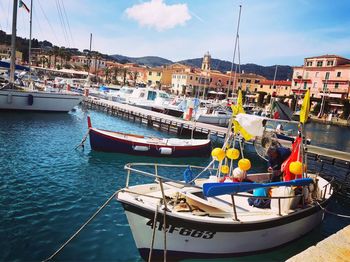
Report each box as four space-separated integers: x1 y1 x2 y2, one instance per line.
0 0 350 66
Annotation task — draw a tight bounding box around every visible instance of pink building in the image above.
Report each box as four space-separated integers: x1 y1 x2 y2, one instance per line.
292 55 350 99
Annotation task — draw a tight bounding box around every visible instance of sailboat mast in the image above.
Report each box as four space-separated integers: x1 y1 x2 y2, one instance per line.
10 0 19 84
28 0 33 79
87 33 92 80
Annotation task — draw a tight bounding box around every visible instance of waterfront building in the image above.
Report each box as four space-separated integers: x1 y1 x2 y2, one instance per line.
171 68 202 95
237 73 266 93
258 80 292 97
292 55 350 99
161 63 191 90
146 67 163 88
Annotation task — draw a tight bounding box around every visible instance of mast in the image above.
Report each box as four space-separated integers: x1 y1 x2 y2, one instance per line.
10 0 19 84
226 5 242 98
28 0 33 80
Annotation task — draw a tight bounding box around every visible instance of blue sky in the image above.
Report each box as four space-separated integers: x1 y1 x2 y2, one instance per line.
0 0 350 66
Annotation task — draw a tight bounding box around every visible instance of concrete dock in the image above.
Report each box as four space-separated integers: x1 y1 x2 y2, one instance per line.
287 225 350 261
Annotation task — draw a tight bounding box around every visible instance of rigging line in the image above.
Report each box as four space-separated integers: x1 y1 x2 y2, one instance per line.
57 0 70 48
33 6 44 42
0 0 5 30
55 0 70 47
37 0 60 45
6 0 11 32
60 0 75 47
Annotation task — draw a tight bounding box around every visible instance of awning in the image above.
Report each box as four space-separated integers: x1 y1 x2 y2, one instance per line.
320 93 343 98
0 60 30 71
328 103 344 107
293 79 312 83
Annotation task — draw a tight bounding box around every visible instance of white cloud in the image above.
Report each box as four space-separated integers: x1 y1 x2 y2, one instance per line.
125 0 191 31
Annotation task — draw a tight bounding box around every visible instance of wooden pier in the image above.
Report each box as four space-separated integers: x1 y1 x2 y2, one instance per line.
82 96 228 139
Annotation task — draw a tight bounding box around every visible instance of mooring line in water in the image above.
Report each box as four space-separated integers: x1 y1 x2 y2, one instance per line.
74 129 90 150
43 189 119 261
316 201 350 219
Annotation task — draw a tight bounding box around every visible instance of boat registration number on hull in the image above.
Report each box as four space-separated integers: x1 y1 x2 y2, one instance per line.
146 219 216 239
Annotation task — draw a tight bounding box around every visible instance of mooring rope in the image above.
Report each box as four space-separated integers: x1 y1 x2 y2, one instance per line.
43 189 120 261
148 204 159 262
316 201 350 219
74 129 90 150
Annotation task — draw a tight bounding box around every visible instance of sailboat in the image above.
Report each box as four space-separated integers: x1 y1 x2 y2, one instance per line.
0 0 82 112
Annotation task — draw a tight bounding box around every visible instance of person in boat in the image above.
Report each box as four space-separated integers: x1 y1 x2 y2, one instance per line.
275 123 284 134
267 144 291 182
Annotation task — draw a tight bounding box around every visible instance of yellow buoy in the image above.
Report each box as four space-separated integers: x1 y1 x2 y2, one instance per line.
211 148 225 161
226 148 240 160
221 165 230 174
238 158 251 171
289 161 303 175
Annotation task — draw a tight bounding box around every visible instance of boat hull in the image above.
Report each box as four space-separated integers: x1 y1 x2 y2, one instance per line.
120 200 327 260
196 115 231 126
89 128 211 157
0 90 82 112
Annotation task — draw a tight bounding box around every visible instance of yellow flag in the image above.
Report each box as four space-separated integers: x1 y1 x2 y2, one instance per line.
231 90 253 140
300 89 310 124
231 90 245 116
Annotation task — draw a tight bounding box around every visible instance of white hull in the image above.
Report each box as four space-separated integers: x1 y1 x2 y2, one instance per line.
123 207 323 258
117 171 332 260
0 90 82 112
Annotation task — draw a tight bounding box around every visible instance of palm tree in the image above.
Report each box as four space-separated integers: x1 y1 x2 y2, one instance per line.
52 46 59 68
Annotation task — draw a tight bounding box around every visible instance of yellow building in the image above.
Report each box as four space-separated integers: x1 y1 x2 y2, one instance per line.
146 67 163 88
237 73 266 92
161 63 191 90
258 80 292 97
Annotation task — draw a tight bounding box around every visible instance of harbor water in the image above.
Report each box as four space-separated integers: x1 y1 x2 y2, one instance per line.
0 107 349 261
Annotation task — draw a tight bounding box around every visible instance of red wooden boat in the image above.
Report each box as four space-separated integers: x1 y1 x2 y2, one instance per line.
87 117 212 157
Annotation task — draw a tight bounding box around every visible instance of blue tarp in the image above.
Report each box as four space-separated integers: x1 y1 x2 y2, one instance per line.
0 61 30 72
99 86 110 92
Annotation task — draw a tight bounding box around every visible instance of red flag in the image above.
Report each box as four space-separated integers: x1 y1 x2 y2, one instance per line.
281 137 302 181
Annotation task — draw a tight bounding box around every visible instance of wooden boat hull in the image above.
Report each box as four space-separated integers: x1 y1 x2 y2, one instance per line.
119 197 329 260
89 128 211 157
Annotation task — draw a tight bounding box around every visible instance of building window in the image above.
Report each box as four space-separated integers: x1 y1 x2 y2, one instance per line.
313 82 317 89
323 83 327 89
303 82 307 89
148 71 152 76
246 79 251 83
327 60 334 66
294 81 298 86
317 61 323 67
315 72 319 77
273 85 276 89
254 80 260 84
260 85 263 88
325 72 330 80
255 88 257 92
306 61 313 66
269 86 272 89
337 72 341 77
190 76 193 80
157 72 161 76
285 87 288 90
335 83 339 89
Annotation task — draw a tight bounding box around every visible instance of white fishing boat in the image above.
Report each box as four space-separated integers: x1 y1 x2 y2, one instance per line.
195 107 232 126
116 85 333 260
116 163 332 260
0 0 82 112
127 87 171 110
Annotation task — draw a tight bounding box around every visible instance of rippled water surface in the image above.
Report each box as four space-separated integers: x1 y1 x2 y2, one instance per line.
0 107 349 261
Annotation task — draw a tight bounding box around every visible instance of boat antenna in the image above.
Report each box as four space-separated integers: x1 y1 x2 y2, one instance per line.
10 0 18 84
87 33 92 82
226 5 242 98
